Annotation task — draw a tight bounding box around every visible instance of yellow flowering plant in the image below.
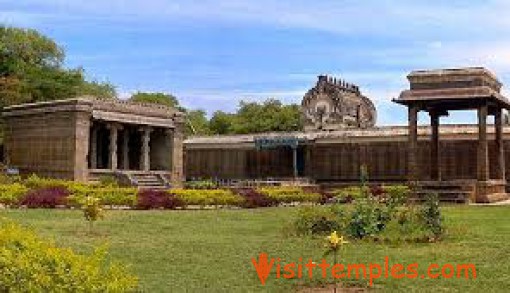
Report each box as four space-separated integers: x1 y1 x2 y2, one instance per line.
325 231 349 292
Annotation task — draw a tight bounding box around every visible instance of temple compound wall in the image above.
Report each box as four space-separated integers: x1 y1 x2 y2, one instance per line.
184 69 510 202
2 97 185 185
185 125 510 182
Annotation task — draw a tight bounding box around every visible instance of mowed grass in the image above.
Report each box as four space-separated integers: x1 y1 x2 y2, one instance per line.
1 205 509 292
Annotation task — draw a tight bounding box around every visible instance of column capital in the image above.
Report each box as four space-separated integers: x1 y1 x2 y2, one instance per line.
138 125 153 133
106 122 123 130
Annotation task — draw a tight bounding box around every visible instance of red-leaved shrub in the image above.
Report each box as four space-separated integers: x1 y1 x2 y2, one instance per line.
319 190 335 204
136 189 183 210
235 188 274 208
21 187 69 208
370 184 385 197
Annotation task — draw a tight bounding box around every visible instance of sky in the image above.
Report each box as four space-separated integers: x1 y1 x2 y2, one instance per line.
2 0 510 125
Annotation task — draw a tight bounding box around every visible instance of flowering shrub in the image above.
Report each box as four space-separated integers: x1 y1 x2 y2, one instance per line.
258 187 322 204
332 186 369 203
137 189 183 210
20 186 69 208
68 187 137 207
0 222 138 291
235 188 274 208
0 183 28 206
24 174 90 192
171 189 244 207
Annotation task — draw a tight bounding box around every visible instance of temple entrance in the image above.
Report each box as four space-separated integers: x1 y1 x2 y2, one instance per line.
253 136 307 179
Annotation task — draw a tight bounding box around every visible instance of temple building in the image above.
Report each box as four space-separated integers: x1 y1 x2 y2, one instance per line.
2 67 509 202
185 68 510 203
2 97 185 188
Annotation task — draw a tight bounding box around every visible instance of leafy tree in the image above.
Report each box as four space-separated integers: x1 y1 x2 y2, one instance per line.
229 99 302 134
0 25 116 108
185 110 211 136
209 111 234 134
129 92 179 108
78 79 117 99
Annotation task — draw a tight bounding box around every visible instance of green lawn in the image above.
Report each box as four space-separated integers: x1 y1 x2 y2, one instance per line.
1 206 509 292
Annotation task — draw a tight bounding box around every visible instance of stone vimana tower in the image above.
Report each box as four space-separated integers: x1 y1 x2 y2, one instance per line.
301 75 377 131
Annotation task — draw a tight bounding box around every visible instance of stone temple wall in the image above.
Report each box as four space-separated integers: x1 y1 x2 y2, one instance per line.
184 125 510 183
4 110 85 179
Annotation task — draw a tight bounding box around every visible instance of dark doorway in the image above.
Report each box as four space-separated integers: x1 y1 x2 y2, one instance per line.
296 146 306 177
128 130 141 170
96 125 110 169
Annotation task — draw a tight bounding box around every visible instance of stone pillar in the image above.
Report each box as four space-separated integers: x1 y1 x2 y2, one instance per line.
171 117 185 186
74 112 91 181
304 146 312 177
107 123 120 171
495 108 505 181
477 104 489 181
408 105 419 182
140 126 152 171
430 112 441 181
90 125 98 169
122 129 130 170
292 146 298 178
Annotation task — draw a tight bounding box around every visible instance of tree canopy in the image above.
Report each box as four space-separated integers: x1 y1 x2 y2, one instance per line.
129 92 179 108
0 25 116 110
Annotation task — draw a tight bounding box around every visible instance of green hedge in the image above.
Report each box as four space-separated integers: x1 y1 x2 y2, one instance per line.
68 186 138 207
0 222 138 291
258 187 321 204
0 183 29 206
171 189 244 207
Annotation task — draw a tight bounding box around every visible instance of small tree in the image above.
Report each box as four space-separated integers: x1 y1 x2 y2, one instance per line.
82 197 104 233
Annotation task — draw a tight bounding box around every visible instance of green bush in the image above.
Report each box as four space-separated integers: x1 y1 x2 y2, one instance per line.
0 222 138 292
171 189 244 207
346 197 391 239
383 185 411 207
333 186 369 203
0 183 28 206
419 193 443 239
24 174 89 191
292 205 344 236
0 173 22 184
258 187 321 204
68 187 137 207
376 206 430 243
184 180 217 189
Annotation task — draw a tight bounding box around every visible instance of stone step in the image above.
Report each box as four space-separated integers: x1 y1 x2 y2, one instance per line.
128 174 168 189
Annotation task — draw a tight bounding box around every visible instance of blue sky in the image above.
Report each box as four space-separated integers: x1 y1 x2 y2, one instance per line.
2 0 510 125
